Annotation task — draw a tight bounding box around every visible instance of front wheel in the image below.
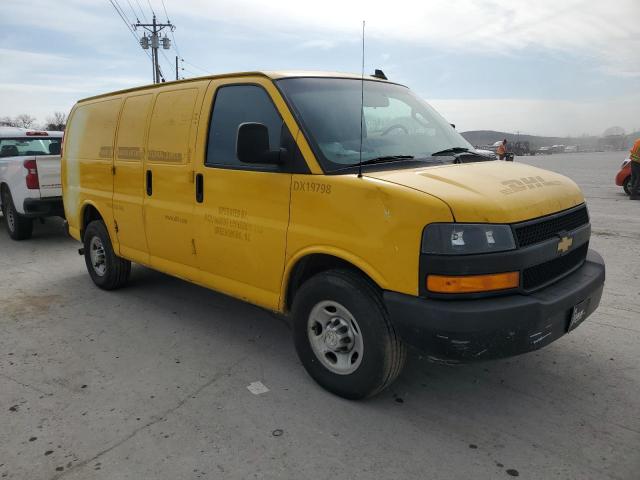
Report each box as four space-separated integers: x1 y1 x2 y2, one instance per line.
83 220 131 290
623 176 632 196
1 190 33 240
292 269 406 399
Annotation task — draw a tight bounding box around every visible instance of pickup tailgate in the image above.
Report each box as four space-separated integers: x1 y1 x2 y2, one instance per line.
35 155 62 197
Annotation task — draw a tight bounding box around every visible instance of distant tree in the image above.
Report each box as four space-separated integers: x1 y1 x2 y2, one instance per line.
0 116 17 127
13 114 37 129
46 111 67 131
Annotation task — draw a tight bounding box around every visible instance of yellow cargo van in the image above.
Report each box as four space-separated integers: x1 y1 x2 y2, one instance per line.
62 71 605 399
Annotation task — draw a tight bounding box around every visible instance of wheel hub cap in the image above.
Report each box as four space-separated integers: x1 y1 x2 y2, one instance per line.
7 208 15 231
308 300 364 375
89 236 107 276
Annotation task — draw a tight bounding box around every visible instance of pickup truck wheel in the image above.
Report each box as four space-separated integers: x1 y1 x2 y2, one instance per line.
1 190 33 240
623 177 632 196
83 220 131 290
292 269 406 399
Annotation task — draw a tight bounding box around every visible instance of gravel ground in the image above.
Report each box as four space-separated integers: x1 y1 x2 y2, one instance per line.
0 151 638 480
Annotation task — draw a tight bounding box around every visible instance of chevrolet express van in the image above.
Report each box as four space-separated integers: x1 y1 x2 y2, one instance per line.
62 71 605 399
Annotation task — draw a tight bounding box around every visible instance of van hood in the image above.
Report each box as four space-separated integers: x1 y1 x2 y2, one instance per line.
365 161 584 223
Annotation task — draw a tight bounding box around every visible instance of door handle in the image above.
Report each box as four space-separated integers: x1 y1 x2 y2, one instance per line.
146 170 153 196
195 173 204 203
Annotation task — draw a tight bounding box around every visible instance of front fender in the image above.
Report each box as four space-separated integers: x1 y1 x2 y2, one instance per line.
280 246 388 311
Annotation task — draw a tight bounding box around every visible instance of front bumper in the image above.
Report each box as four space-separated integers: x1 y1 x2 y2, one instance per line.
23 197 64 218
384 249 605 362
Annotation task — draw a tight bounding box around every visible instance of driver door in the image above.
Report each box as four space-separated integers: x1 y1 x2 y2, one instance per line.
193 78 305 310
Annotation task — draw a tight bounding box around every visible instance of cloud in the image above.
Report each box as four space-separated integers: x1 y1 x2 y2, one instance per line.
430 94 640 137
174 0 640 77
0 74 148 121
297 40 338 51
3 0 637 77
1 0 638 134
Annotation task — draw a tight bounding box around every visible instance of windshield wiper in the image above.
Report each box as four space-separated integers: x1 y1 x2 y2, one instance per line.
430 147 469 156
331 155 416 172
358 155 415 166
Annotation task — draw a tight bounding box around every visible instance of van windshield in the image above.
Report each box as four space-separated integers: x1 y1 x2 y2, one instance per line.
276 77 472 173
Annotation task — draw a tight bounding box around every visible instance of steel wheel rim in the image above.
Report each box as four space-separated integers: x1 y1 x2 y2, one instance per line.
6 205 15 232
307 300 364 375
89 236 107 276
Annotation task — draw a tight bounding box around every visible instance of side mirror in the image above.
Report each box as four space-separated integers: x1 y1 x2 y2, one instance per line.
236 122 281 164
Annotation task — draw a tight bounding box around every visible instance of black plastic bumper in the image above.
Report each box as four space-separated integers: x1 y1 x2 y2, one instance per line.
384 249 605 362
23 197 64 218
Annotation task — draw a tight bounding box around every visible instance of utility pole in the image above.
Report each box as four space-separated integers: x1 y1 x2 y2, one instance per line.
175 55 179 81
135 15 175 84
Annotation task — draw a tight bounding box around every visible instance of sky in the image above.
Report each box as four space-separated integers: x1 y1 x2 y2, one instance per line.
1 0 639 136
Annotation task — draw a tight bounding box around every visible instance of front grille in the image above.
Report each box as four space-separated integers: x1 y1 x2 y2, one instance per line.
522 243 589 291
515 206 589 247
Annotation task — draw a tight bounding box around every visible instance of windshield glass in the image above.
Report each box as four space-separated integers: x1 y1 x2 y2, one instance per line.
277 78 472 172
0 137 62 157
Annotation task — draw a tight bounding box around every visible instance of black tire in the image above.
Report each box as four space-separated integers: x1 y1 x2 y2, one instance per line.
292 269 406 399
1 189 33 240
623 177 632 196
83 220 131 290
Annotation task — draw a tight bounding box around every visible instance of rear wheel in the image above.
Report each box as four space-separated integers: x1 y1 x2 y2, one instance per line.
292 269 406 399
1 190 33 240
83 220 131 290
623 176 632 196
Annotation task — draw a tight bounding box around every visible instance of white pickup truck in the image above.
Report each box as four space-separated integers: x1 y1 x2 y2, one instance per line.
0 127 64 240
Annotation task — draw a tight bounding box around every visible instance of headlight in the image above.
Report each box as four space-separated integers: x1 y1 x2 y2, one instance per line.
422 223 516 255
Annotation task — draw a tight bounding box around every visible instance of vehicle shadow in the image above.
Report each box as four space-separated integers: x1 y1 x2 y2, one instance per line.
0 214 71 241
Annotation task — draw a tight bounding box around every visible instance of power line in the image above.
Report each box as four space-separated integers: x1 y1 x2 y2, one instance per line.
159 49 176 78
134 0 148 21
112 0 205 82
160 0 170 21
135 14 175 83
181 66 200 77
123 0 139 21
108 0 133 33
108 0 151 61
182 59 210 74
160 0 181 58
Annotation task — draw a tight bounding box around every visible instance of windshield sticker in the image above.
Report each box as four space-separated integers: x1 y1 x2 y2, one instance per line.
500 176 562 195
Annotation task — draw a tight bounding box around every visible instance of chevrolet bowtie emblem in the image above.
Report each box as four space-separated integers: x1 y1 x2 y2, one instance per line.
557 236 573 254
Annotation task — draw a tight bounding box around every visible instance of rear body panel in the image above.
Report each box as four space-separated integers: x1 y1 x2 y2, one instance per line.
35 155 62 198
1 156 31 214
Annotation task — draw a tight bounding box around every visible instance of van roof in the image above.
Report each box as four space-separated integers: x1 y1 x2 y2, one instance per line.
77 70 403 104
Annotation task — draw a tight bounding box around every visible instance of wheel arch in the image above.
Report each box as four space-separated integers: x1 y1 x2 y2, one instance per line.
281 248 387 313
0 182 10 206
79 201 105 240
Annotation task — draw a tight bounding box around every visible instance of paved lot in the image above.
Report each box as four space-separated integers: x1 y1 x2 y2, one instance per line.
1 151 638 480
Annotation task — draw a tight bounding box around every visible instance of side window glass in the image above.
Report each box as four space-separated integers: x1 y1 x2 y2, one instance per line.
206 85 282 167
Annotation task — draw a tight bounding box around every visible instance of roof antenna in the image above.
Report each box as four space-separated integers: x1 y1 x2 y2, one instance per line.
358 20 365 179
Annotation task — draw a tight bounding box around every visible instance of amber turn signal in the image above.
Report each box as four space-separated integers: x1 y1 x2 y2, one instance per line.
427 271 520 294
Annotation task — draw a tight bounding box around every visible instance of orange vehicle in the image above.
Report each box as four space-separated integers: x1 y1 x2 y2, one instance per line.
615 159 632 195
